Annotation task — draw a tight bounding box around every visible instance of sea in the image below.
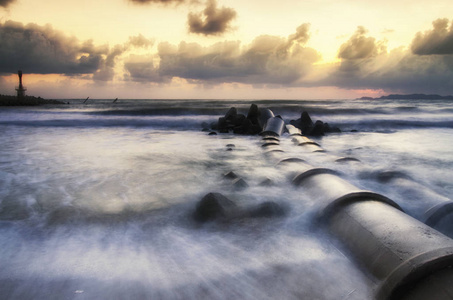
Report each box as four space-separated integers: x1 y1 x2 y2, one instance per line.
0 98 453 299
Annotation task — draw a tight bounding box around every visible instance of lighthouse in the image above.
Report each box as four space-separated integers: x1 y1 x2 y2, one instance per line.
15 70 27 99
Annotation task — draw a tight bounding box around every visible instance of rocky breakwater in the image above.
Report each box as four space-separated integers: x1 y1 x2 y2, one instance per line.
0 94 65 106
205 104 341 136
289 111 341 136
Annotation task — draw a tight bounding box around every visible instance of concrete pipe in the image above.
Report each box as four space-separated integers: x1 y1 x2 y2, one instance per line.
286 124 302 136
258 108 275 129
375 173 453 238
293 170 453 300
260 117 285 137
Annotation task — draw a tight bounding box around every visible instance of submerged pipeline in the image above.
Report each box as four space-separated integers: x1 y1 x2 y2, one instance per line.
198 103 453 300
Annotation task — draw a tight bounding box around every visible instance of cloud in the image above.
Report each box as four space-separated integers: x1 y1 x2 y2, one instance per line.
338 26 386 60
94 35 154 81
188 0 236 36
288 24 311 46
0 0 15 8
320 25 453 94
411 18 453 55
0 21 106 75
124 55 167 83
93 44 126 81
128 34 154 49
124 24 320 85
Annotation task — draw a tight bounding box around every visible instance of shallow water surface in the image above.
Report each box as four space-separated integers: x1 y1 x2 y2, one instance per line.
1 99 453 299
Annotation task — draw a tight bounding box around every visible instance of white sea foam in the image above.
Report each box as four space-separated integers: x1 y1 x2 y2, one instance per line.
0 99 452 299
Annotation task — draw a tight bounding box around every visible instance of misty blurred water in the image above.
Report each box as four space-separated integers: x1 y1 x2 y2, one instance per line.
0 98 452 299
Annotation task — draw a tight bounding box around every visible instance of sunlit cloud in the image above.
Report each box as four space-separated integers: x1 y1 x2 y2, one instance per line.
411 18 453 55
124 24 320 85
188 0 236 36
128 34 155 49
338 26 387 60
320 25 453 94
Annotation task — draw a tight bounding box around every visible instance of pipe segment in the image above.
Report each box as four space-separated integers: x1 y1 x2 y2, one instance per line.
258 108 275 129
293 168 453 300
272 118 453 299
286 125 324 152
260 117 285 137
288 123 453 234
375 174 453 237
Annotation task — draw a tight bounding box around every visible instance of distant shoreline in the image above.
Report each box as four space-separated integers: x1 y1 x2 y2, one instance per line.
358 94 453 100
0 95 66 106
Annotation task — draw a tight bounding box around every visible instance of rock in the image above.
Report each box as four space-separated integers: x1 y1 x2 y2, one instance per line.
247 104 260 125
210 121 218 130
223 171 239 179
232 178 249 190
208 131 217 135
225 107 238 121
234 114 246 126
193 193 238 222
259 178 273 186
300 111 314 134
310 120 325 136
233 118 250 134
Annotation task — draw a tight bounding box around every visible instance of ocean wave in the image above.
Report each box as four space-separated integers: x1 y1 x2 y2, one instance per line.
0 116 217 129
333 119 453 131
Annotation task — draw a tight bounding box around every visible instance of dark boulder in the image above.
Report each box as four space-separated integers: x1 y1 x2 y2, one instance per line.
225 107 238 121
232 178 249 190
300 111 314 134
193 193 238 222
290 111 341 136
223 171 239 180
247 104 260 125
310 120 325 136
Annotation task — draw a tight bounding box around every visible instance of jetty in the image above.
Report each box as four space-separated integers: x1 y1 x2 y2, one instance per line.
0 71 64 106
201 104 453 300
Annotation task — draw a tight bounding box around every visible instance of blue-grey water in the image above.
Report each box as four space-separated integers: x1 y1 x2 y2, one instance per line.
0 98 453 299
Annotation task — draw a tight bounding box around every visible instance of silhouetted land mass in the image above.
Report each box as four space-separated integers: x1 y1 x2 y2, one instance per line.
0 94 65 106
358 94 453 100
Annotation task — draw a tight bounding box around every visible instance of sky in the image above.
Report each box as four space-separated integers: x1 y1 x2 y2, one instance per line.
0 0 453 99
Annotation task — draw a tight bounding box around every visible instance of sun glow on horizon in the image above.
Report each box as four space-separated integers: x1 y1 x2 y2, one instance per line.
1 0 453 99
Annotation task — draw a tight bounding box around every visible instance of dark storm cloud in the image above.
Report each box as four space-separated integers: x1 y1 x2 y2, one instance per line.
126 24 320 84
0 0 16 8
411 18 453 55
0 21 106 75
188 0 236 36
